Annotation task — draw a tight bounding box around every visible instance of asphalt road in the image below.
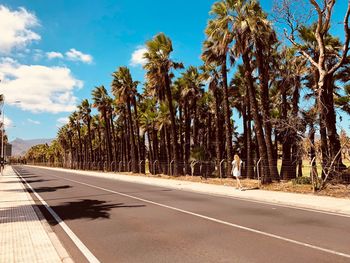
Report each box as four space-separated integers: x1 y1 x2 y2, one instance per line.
12 165 350 263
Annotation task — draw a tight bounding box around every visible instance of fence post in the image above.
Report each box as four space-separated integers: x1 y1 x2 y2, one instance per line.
219 159 225 179
256 158 262 188
190 161 198 177
153 160 159 175
139 160 144 174
169 159 175 176
127 160 132 172
111 161 115 172
310 156 317 192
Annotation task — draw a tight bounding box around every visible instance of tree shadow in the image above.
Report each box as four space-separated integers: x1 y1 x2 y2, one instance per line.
30 185 72 193
0 199 146 225
5 185 72 193
42 199 146 225
14 170 34 176
25 179 54 184
4 179 53 184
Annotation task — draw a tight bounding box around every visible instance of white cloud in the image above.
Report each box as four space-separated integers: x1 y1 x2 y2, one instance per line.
46 51 63 59
65 48 93 64
4 116 13 128
0 58 83 113
57 117 68 124
130 46 147 67
27 118 40 125
32 49 43 61
0 5 40 54
56 117 69 128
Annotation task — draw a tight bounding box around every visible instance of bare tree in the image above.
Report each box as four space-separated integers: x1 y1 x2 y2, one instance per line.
275 0 350 171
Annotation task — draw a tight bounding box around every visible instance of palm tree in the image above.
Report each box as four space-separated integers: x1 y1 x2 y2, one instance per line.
69 111 83 169
230 65 254 179
112 66 140 172
246 2 279 180
92 86 114 166
202 1 235 177
78 99 94 166
138 97 158 171
143 33 183 175
200 64 224 176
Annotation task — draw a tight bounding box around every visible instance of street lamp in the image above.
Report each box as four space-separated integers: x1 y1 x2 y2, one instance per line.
0 94 4 176
0 95 21 175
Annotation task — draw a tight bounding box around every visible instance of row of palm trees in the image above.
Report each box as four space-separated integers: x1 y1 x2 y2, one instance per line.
25 0 350 184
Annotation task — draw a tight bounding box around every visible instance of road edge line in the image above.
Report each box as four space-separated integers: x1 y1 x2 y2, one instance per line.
13 166 100 263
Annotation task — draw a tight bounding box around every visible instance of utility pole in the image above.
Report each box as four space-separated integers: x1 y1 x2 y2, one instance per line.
0 94 4 176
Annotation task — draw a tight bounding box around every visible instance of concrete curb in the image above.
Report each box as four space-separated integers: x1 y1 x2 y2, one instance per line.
25 165 350 216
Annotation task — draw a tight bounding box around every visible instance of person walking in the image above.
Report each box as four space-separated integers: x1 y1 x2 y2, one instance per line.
232 154 243 189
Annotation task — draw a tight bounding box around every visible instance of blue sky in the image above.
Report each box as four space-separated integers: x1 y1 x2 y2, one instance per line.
0 0 348 140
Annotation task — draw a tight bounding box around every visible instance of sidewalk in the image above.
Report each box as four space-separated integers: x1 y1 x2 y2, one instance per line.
30 165 350 216
0 166 72 263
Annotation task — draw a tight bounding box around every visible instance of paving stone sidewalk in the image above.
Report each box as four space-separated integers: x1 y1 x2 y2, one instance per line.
0 166 71 263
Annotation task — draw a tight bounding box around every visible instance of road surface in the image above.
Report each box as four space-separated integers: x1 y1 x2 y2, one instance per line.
12 165 350 263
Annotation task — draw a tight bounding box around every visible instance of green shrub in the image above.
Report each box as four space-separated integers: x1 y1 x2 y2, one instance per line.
292 176 312 185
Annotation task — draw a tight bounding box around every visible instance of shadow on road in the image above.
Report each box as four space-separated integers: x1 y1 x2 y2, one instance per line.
0 199 146 225
44 199 146 225
5 185 72 193
4 179 53 184
31 185 72 193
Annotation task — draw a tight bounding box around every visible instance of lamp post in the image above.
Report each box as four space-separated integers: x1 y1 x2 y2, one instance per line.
0 95 20 175
0 94 4 176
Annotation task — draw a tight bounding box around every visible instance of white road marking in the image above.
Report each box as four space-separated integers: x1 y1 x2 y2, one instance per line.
16 171 100 263
44 172 350 260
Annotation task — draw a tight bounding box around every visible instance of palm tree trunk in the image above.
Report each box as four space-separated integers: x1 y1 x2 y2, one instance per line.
102 112 113 165
242 52 271 183
87 120 94 166
110 116 118 166
133 96 142 162
193 98 198 146
246 99 254 179
221 61 233 178
77 124 83 169
127 99 138 172
280 88 294 180
184 102 191 175
256 43 279 181
213 88 222 177
164 72 181 175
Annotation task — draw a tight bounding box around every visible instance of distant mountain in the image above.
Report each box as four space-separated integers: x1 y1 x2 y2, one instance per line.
10 138 54 156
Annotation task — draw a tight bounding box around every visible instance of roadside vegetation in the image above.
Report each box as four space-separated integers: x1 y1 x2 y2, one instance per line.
19 0 350 193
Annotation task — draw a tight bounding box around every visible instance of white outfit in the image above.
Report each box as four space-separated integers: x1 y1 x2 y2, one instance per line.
232 160 242 178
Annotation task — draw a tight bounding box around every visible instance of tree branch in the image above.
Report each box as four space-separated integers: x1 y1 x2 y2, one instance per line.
329 2 350 75
285 30 320 69
310 0 326 69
